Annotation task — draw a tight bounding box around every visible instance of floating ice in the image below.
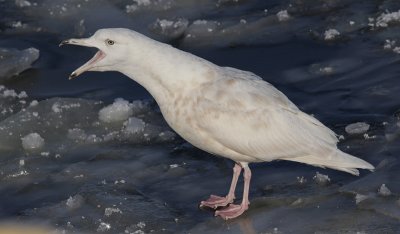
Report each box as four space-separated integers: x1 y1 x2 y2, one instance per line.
382 40 400 54
40 151 50 157
378 184 391 196
355 193 369 204
104 207 122 217
0 48 39 83
393 47 400 54
126 0 151 13
383 40 396 50
345 122 370 135
374 10 400 28
7 170 29 178
97 222 111 232
313 172 330 185
151 18 189 39
276 10 290 22
15 0 31 7
185 20 220 38
0 85 28 99
51 102 81 113
136 222 146 229
21 133 44 150
29 100 38 107
99 98 133 123
124 221 147 233
158 131 175 141
85 134 102 144
67 128 88 142
296 176 307 184
324 29 340 40
123 117 146 135
66 194 85 210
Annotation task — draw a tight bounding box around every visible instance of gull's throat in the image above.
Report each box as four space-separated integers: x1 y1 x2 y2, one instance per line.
70 50 106 79
88 50 106 66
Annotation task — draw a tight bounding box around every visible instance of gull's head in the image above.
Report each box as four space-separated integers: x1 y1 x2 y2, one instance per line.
60 28 141 79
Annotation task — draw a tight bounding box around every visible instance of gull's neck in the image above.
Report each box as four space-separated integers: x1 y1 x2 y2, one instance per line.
118 37 218 106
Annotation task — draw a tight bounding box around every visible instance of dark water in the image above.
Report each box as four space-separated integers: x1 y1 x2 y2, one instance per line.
1 0 400 233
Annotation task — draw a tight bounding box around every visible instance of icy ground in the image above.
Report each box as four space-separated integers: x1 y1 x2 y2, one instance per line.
1 0 400 233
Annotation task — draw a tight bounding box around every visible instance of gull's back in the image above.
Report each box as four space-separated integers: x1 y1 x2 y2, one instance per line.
183 65 374 174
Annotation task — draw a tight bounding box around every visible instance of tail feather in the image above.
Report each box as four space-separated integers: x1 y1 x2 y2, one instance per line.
285 150 374 176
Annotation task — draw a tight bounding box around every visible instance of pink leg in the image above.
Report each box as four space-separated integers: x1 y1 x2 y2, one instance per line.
215 165 251 220
200 164 242 209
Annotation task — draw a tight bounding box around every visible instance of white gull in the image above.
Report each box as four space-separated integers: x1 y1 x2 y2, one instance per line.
60 28 374 220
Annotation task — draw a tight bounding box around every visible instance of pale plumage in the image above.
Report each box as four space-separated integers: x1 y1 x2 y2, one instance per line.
61 28 374 220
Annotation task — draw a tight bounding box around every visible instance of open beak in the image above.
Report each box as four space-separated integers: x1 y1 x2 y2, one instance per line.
60 38 106 80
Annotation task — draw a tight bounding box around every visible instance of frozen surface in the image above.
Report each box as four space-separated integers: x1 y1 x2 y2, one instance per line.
345 122 370 135
1 0 400 233
0 48 39 83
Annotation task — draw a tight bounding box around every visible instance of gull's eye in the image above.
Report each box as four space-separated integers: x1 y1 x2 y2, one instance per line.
106 39 115 45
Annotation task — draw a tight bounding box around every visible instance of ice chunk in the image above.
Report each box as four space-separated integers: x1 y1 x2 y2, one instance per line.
0 86 28 99
97 222 111 232
355 193 369 204
21 133 44 150
151 18 189 39
29 100 38 107
66 194 85 210
104 207 122 217
158 131 176 141
40 151 50 157
185 20 220 38
378 184 391 196
313 172 330 185
67 128 88 142
51 102 81 113
0 48 39 83
276 10 290 22
345 122 370 135
375 10 400 28
393 47 400 54
324 29 340 40
296 176 307 184
0 86 31 122
15 0 31 7
125 221 146 233
85 134 102 143
126 0 151 13
99 98 133 123
123 117 146 135
7 170 29 178
383 39 396 50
